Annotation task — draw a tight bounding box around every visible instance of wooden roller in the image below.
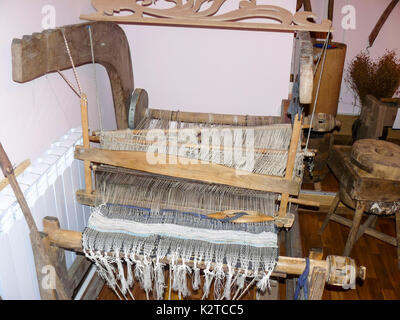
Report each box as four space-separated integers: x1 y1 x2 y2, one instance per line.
45 226 366 288
351 139 400 181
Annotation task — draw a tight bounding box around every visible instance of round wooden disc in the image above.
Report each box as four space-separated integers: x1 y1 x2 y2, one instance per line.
351 139 400 181
127 88 148 129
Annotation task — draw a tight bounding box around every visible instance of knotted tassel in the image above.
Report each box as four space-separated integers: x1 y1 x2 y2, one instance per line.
256 270 273 294
134 259 145 289
223 264 234 300
154 257 166 300
213 262 226 300
192 257 201 291
202 262 215 300
115 250 128 294
174 259 192 299
142 255 153 299
124 253 134 288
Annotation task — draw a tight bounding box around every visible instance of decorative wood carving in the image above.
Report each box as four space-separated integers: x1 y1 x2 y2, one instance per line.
81 0 332 32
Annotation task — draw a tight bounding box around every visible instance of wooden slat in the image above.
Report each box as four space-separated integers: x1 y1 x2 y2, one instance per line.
80 94 92 194
0 159 30 192
279 116 303 217
74 146 301 195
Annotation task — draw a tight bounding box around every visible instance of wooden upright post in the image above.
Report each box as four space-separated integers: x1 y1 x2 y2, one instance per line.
279 114 303 217
80 94 93 194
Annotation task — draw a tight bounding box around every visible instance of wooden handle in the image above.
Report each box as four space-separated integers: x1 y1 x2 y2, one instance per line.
0 143 13 177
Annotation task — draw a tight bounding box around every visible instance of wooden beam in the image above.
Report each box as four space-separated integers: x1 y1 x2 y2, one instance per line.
12 22 133 129
74 146 302 195
46 227 365 287
76 189 318 216
328 0 335 22
145 108 283 126
303 0 312 12
369 0 399 47
330 213 397 246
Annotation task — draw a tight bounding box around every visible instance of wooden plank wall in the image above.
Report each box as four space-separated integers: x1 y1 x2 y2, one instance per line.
0 128 89 299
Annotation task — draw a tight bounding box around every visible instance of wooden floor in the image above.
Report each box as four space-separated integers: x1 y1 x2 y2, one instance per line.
97 171 400 300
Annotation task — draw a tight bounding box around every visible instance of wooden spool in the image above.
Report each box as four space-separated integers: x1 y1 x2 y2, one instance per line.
326 255 364 289
351 139 400 181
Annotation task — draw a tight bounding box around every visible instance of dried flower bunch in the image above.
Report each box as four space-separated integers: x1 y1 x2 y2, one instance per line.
345 50 400 105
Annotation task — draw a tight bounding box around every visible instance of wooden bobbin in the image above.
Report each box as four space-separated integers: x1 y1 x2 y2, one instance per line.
326 255 365 289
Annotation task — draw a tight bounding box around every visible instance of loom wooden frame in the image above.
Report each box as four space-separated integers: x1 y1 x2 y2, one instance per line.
76 94 307 225
8 10 346 299
0 143 366 300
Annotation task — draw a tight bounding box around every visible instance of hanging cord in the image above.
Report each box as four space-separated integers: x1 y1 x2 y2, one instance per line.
61 28 82 95
294 257 310 300
57 28 83 99
56 70 81 98
88 25 103 132
304 28 331 152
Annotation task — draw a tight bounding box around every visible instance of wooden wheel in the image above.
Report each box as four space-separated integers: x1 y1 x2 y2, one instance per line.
351 139 400 181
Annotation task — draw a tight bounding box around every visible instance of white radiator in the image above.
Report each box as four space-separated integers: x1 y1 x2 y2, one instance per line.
0 128 89 300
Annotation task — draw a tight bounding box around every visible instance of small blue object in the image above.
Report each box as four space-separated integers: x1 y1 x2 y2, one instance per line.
314 43 336 49
294 257 310 300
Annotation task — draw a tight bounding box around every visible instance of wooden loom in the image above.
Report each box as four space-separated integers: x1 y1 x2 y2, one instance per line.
10 2 366 299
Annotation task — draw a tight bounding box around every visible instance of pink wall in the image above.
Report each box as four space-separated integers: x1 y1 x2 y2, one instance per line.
121 0 296 117
0 0 115 178
0 0 298 178
310 0 400 116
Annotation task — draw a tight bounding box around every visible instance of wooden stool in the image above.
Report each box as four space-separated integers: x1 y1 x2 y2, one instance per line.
319 140 400 269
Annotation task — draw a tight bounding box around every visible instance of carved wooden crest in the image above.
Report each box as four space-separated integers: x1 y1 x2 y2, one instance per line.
80 0 332 32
